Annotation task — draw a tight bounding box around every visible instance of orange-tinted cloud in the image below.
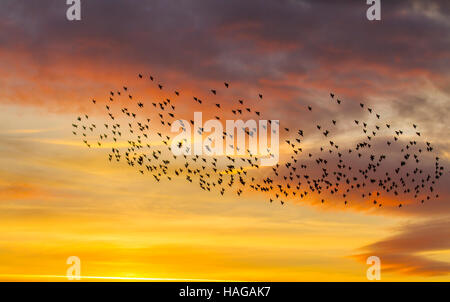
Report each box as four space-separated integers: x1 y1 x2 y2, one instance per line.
352 218 450 276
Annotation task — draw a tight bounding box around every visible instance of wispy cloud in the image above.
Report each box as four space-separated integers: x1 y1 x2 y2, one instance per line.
352 218 450 276
0 128 55 134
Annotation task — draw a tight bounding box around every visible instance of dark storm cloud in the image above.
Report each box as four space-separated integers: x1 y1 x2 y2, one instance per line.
1 0 449 80
1 0 448 136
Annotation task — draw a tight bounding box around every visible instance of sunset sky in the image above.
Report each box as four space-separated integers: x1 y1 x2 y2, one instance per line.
0 0 449 281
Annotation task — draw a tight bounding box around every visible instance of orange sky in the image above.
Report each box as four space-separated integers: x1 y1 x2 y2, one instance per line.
0 0 449 281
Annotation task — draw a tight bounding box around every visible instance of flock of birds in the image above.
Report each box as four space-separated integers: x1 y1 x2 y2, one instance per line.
71 73 444 209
